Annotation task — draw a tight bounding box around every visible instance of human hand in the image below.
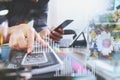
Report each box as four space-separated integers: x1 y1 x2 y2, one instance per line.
50 27 64 42
8 24 48 53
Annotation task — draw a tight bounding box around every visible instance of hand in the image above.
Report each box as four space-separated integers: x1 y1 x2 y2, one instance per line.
50 27 64 42
8 24 47 53
39 27 63 42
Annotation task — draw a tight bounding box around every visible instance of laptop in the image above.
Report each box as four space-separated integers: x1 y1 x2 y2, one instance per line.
58 32 87 48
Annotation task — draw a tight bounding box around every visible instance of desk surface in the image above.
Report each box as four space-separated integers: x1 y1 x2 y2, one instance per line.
0 46 95 80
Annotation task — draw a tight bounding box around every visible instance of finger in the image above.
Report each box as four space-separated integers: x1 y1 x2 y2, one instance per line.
35 31 48 47
18 33 27 50
50 36 60 42
39 29 50 38
51 31 63 38
57 28 64 34
50 26 56 31
12 45 20 50
9 33 24 50
26 28 34 54
9 34 18 49
50 30 63 42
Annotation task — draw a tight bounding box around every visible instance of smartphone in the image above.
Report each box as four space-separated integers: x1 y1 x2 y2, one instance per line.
54 20 73 32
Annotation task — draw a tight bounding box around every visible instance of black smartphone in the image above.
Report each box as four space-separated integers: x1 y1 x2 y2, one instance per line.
54 20 73 32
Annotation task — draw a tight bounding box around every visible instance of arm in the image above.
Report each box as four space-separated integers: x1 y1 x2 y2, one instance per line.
32 0 49 32
33 0 63 42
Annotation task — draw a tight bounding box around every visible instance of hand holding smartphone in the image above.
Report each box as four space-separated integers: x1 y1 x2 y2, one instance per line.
54 19 73 32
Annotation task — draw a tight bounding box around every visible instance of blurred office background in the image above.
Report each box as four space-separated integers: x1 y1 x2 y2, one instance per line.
47 0 116 34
